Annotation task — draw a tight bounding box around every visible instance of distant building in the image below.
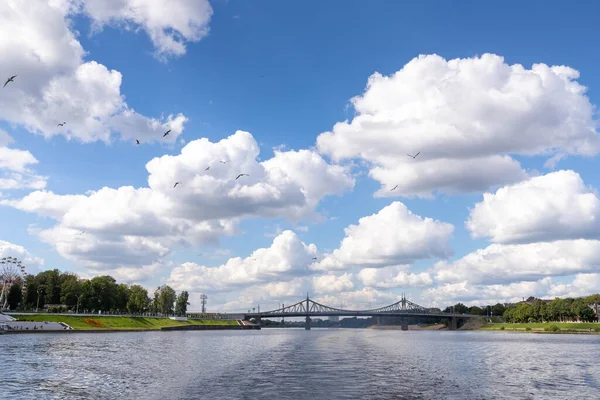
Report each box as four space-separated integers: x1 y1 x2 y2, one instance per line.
329 316 339 322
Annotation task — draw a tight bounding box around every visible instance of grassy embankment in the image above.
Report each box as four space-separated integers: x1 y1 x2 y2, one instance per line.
480 322 600 333
11 314 238 330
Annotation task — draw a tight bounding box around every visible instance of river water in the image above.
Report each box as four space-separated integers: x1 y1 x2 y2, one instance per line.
2 329 600 399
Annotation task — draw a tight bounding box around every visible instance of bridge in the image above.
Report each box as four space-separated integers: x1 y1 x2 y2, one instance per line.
244 294 478 330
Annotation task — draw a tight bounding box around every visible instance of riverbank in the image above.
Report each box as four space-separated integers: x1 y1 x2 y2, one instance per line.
479 322 600 334
369 324 446 330
7 314 248 332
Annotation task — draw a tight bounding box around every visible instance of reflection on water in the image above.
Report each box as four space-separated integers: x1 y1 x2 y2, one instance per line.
2 329 600 399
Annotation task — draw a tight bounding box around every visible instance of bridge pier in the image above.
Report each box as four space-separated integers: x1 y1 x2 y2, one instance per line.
255 316 261 327
448 317 457 330
401 318 408 331
305 316 311 330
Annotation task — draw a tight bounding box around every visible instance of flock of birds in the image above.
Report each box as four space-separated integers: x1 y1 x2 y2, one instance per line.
3 75 254 192
4 74 421 262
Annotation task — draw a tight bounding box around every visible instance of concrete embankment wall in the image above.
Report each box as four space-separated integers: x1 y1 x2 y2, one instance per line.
161 324 260 331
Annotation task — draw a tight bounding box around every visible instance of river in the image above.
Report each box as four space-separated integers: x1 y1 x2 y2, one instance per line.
2 329 599 399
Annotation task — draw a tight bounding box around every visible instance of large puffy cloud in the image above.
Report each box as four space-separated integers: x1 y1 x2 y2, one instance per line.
422 278 555 307
315 287 401 310
312 273 355 294
0 1 188 143
357 265 433 289
2 131 352 268
0 239 45 271
0 130 46 190
312 201 453 271
317 54 600 197
79 0 213 60
433 240 600 286
167 230 318 292
423 273 600 307
466 170 600 244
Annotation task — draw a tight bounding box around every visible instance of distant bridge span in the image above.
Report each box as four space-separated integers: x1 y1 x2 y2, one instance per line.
243 295 478 330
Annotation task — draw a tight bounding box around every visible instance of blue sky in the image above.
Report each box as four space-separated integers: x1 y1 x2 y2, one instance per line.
1 0 600 311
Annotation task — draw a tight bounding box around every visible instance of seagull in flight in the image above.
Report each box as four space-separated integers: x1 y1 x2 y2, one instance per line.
163 129 171 137
205 166 210 171
136 139 140 145
57 122 66 127
390 185 398 191
235 173 249 180
407 152 420 159
219 160 229 164
198 252 203 257
3 75 16 88
77 231 86 236
312 257 318 260
173 182 180 188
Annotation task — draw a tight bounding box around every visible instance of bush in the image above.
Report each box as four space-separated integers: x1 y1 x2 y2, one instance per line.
594 327 600 332
525 327 532 331
500 326 505 330
545 324 560 332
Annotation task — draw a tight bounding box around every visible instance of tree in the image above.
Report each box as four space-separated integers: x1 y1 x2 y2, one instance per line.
115 283 131 312
175 291 190 316
586 294 600 322
7 284 22 310
88 276 118 311
157 285 176 315
468 306 484 315
60 275 82 307
127 285 150 313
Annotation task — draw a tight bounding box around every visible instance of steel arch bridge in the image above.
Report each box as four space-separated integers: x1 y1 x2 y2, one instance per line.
243 294 477 330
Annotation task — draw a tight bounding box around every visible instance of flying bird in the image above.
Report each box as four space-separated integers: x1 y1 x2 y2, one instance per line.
198 253 203 257
219 160 229 164
312 257 318 260
3 75 16 88
205 166 210 171
77 231 86 236
136 139 140 145
407 152 420 159
235 174 249 180
57 122 66 127
390 185 398 191
163 129 171 137
173 182 180 188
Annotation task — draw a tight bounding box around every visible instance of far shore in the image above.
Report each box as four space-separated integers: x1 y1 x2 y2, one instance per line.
3 313 259 333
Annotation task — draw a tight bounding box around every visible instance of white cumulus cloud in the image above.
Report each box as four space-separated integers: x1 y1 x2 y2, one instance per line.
79 0 213 60
357 265 433 289
317 53 600 197
466 170 600 244
312 201 453 271
0 1 188 144
167 230 318 292
433 239 600 286
0 130 47 191
0 239 45 271
1 132 351 269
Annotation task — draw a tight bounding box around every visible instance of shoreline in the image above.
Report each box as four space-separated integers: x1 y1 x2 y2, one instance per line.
3 325 260 334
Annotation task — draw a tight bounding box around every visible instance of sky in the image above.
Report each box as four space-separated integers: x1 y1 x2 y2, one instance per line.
2 0 600 313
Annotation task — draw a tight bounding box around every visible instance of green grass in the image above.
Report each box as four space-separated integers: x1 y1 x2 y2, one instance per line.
480 322 600 333
10 314 238 330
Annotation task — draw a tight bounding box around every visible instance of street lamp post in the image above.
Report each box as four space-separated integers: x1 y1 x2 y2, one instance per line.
75 294 80 315
36 289 41 312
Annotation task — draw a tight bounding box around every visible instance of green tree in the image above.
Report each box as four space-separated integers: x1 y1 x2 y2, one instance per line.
585 294 600 322
60 275 82 307
491 303 506 316
157 285 176 315
115 283 131 312
468 306 484 315
175 291 190 316
7 284 22 310
88 275 118 311
127 285 150 313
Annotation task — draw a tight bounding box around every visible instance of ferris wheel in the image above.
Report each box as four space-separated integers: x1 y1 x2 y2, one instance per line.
0 256 27 310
